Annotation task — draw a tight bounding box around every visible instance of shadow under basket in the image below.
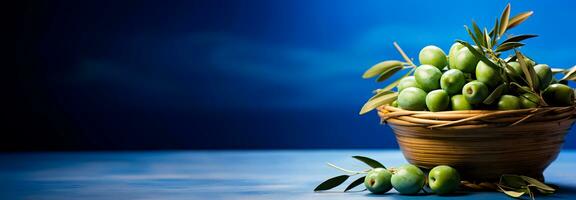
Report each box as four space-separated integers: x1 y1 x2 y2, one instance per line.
378 105 576 182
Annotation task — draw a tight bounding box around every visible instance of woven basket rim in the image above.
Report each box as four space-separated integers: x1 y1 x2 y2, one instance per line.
378 105 576 128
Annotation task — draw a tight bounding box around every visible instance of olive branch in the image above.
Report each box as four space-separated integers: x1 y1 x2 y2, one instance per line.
359 3 576 115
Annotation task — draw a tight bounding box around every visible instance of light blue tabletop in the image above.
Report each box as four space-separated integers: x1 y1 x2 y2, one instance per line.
0 150 574 199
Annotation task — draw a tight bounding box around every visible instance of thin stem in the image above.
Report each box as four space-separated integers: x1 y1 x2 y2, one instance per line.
393 42 417 67
326 163 370 175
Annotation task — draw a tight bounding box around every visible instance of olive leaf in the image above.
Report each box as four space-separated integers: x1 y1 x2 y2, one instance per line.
314 175 350 191
499 3 511 36
344 176 366 192
352 156 386 169
464 26 482 48
516 51 538 91
381 68 416 92
484 28 492 49
472 21 485 46
496 42 524 52
376 65 403 82
497 184 527 198
551 68 565 74
560 65 576 81
362 60 403 79
359 92 398 115
456 40 500 70
500 174 528 188
520 176 556 192
483 83 507 104
489 18 500 41
507 11 534 30
500 34 538 44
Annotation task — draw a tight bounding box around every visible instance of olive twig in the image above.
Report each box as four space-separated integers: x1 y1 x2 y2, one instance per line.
326 162 370 175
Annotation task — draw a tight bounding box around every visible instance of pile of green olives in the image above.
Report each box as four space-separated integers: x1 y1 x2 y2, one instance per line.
394 43 574 111
364 164 460 195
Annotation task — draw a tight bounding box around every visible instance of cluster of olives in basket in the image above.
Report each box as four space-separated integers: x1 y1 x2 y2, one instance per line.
393 43 574 111
365 164 460 195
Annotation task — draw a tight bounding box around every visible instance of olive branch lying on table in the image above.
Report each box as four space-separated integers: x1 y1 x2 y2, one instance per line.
314 156 556 200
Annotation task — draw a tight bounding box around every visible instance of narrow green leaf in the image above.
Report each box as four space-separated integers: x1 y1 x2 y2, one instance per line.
464 26 482 48
362 60 403 79
489 18 500 40
499 3 511 36
483 83 507 104
496 42 525 52
516 51 538 91
456 40 500 70
472 21 485 46
359 92 398 115
501 34 538 44
352 156 386 168
499 188 526 198
520 176 556 192
344 176 366 192
376 65 403 82
381 68 416 92
500 174 528 188
314 175 350 191
508 11 534 30
560 65 576 81
368 90 394 101
551 68 565 74
484 28 492 49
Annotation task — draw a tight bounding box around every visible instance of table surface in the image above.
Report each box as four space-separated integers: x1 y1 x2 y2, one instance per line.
0 150 575 200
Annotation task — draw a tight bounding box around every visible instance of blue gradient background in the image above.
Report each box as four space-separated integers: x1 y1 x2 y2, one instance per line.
10 0 576 150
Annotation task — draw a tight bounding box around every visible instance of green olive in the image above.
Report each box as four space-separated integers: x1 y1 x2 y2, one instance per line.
397 76 421 92
440 69 466 95
415 65 442 92
419 45 448 70
448 43 465 69
462 81 489 104
534 64 553 90
398 87 428 111
543 84 574 106
498 95 520 110
476 61 501 88
452 47 479 73
519 93 540 108
451 95 472 110
426 90 450 112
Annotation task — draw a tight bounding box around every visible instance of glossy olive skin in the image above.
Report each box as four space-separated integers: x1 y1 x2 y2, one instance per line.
534 64 553 90
543 84 574 106
519 93 540 108
498 95 520 110
448 43 465 69
364 168 393 194
428 165 460 195
440 69 466 95
506 62 523 78
476 61 501 87
462 81 489 104
398 87 428 111
451 95 472 110
397 76 421 92
391 100 399 107
415 65 442 92
419 45 448 70
453 47 479 73
426 90 450 112
391 164 426 195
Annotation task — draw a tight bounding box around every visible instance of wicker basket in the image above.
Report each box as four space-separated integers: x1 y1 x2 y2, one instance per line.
378 105 576 182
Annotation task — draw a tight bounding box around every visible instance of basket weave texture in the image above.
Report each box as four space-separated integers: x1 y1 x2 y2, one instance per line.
378 105 576 182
